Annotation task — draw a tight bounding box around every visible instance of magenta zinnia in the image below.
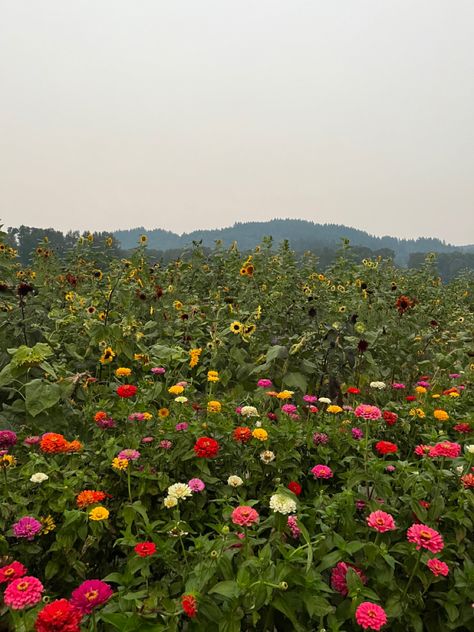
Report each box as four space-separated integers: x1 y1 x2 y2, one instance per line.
407 523 444 553
311 464 333 479
426 558 449 577
366 511 396 533
4 576 43 610
12 516 42 540
355 602 387 630
331 562 367 596
70 579 113 614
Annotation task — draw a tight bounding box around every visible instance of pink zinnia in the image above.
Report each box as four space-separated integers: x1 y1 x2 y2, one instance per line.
354 404 382 420
366 511 396 533
355 602 387 630
70 579 113 614
428 441 461 458
407 523 444 553
311 464 333 479
23 435 40 446
117 449 140 461
0 561 27 584
0 430 17 449
4 576 43 610
175 422 189 432
414 444 431 456
281 404 297 414
159 440 173 449
391 382 405 389
257 379 273 388
287 515 301 539
151 367 166 374
331 562 367 596
188 478 205 492
231 506 259 527
303 395 318 403
426 558 449 577
12 516 42 540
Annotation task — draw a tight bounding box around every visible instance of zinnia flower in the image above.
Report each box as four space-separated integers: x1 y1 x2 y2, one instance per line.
70 579 113 614
0 561 27 584
287 481 302 496
252 428 268 441
227 475 243 487
311 464 333 479
382 411 398 426
30 473 49 484
366 511 396 533
76 490 106 509
193 437 220 458
231 505 259 527
429 441 461 458
313 432 329 445
13 516 42 540
168 483 193 500
407 523 444 553
0 430 17 449
188 478 205 492
35 598 83 632
115 367 131 377
257 379 272 388
375 441 398 455
331 562 367 596
134 542 156 557
4 576 44 610
207 400 222 413
117 449 140 461
426 558 449 577
116 384 137 398
287 515 301 538
89 506 109 521
433 409 449 421
260 450 275 463
233 426 252 443
181 594 198 618
355 602 387 630
355 404 382 420
269 493 297 514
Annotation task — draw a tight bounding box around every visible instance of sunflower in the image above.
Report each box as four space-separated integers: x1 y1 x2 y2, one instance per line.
158 407 170 418
139 234 148 244
105 236 113 247
239 267 248 276
86 306 96 315
338 306 346 313
92 269 103 281
98 311 106 321
99 347 115 365
243 323 256 336
230 321 243 334
245 264 254 277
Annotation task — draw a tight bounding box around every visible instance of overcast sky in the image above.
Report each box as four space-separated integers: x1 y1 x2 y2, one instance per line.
1 0 473 244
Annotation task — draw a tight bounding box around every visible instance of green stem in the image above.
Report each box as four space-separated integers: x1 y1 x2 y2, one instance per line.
402 549 423 604
127 467 132 503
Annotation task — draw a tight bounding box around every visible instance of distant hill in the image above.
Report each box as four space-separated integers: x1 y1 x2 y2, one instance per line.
114 219 473 264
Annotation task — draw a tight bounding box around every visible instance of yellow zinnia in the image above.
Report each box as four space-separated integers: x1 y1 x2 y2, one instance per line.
327 405 343 414
115 367 131 377
207 370 219 382
433 409 449 421
207 400 222 413
252 428 268 441
112 457 129 471
276 390 294 400
89 506 109 521
168 384 184 395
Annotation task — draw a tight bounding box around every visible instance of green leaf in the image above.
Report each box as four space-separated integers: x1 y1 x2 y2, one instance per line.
25 379 61 417
303 594 334 618
208 580 239 599
283 371 308 393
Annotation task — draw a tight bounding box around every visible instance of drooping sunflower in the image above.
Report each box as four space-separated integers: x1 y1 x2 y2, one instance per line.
92 269 103 281
99 347 115 365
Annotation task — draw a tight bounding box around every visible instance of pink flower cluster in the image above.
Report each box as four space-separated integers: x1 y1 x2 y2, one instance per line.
331 562 367 596
311 464 333 479
354 404 382 420
287 515 301 539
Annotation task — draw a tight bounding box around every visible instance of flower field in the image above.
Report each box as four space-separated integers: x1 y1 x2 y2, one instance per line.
0 234 473 631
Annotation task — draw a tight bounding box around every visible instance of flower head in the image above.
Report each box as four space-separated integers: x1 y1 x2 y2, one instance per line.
76 490 107 509
207 400 222 413
13 516 42 540
252 428 268 441
181 594 198 618
355 602 387 630
134 542 156 557
0 561 27 584
35 598 83 632
70 579 113 614
168 483 193 500
89 506 109 521
426 558 449 577
233 426 252 443
194 437 220 458
311 464 333 479
227 475 244 487
0 430 17 449
188 478 205 492
375 441 398 455
331 562 367 596
407 523 444 553
355 404 382 420
269 493 297 514
231 506 259 527
4 576 44 610
366 511 396 533
116 384 137 398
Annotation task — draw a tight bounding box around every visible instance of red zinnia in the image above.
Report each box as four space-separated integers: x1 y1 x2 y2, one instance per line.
232 426 252 444
0 561 27 584
382 410 398 426
35 599 83 632
134 542 156 557
453 423 471 434
193 437 220 458
76 490 107 509
287 481 302 496
181 594 198 618
347 387 360 394
375 441 398 455
116 384 137 398
405 395 416 402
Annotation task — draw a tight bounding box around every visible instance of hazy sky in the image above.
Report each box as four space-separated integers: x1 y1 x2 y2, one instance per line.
1 1 473 244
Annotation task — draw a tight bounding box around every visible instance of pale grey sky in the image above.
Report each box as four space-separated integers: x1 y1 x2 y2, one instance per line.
1 0 473 244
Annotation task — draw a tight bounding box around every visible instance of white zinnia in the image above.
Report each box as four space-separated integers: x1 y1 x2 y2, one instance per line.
164 495 178 508
167 483 193 500
174 396 188 403
30 473 49 484
318 397 331 405
370 381 386 390
227 475 243 487
240 405 259 417
465 445 474 454
269 493 297 515
260 450 275 464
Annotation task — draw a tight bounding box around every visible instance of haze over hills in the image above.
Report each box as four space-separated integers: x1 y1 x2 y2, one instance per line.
114 219 474 263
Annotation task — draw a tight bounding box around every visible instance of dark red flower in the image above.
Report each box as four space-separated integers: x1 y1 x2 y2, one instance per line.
382 410 398 426
357 340 369 353
287 481 302 496
330 562 367 596
395 295 414 314
453 423 471 434
193 437 220 458
181 594 198 618
267 412 278 421
134 542 156 557
116 384 137 398
375 441 398 455
405 395 417 402
35 599 83 632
